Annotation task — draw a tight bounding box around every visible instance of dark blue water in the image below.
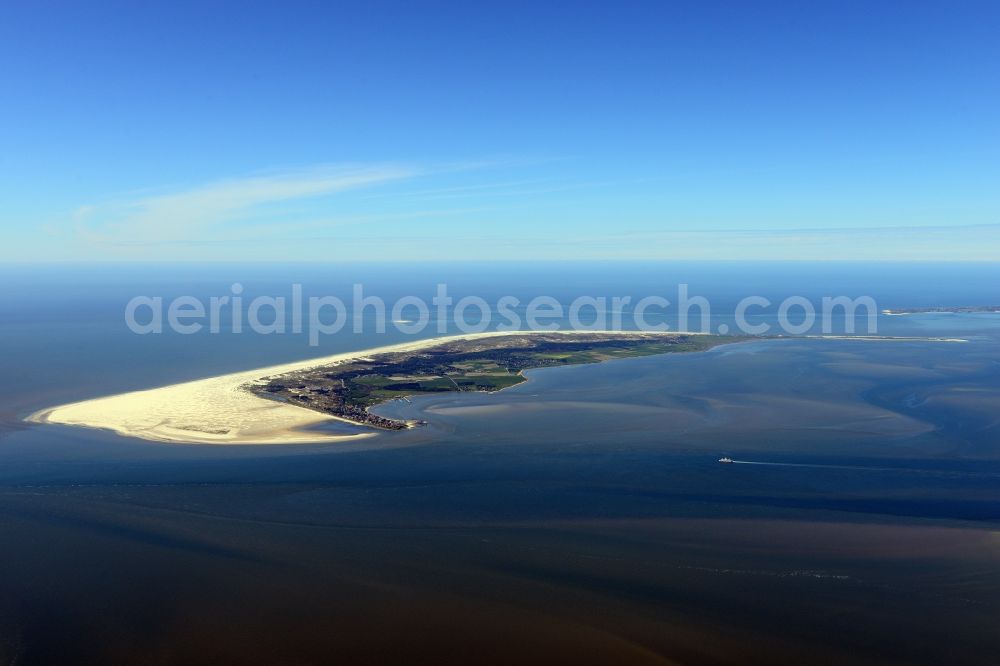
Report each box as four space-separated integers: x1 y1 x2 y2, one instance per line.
1 262 998 664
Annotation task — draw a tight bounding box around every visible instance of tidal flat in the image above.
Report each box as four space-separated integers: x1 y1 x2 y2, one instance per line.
3 334 1000 664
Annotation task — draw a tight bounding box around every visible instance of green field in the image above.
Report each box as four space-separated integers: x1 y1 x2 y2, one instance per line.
254 333 742 428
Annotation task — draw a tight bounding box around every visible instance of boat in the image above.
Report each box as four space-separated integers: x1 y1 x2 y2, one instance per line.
718 457 734 464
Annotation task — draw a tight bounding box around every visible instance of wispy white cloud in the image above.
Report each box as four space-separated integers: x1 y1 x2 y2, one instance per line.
45 156 1000 262
358 178 554 201
71 163 418 248
257 223 1000 262
99 206 502 246
402 180 618 202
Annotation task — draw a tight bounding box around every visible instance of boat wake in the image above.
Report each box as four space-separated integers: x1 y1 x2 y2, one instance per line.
729 460 878 471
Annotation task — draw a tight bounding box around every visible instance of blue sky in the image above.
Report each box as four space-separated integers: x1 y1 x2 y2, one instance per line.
2 0 998 261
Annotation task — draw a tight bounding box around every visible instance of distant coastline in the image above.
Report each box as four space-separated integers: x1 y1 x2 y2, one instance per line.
882 306 1000 316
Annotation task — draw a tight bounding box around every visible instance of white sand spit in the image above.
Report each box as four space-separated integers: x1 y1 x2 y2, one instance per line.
26 330 680 445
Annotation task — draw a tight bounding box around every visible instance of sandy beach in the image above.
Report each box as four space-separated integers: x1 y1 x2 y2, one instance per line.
26 330 685 445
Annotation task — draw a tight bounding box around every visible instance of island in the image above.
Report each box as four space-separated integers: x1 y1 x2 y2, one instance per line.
882 306 1000 315
28 330 963 446
248 332 739 430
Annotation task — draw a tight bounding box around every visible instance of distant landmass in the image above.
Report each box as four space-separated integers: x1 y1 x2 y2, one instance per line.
882 306 1000 315
251 332 738 430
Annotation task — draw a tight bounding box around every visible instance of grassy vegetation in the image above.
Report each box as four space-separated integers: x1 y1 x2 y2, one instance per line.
343 335 734 407
351 359 528 405
255 333 744 429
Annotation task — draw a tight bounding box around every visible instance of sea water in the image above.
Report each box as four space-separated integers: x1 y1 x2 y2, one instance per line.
0 261 998 663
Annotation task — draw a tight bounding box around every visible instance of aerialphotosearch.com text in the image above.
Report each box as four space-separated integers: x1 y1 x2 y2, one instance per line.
125 283 879 346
